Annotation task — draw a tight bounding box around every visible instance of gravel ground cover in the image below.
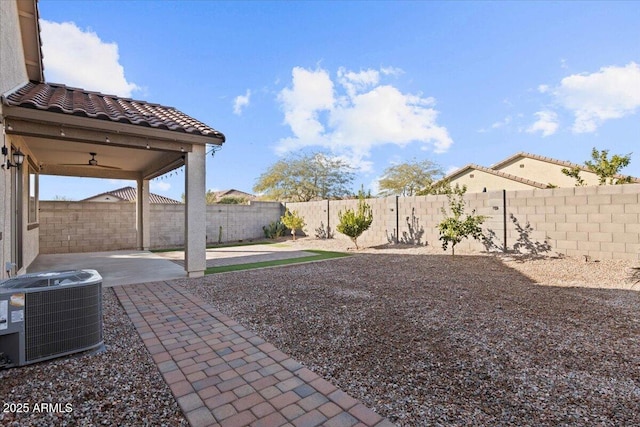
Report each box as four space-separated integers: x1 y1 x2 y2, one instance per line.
0 288 188 427
180 238 640 426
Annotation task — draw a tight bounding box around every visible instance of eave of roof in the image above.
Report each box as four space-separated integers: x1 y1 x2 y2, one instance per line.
17 0 44 82
441 163 549 189
2 81 225 144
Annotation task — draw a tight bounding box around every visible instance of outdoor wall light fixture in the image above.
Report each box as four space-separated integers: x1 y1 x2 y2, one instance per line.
1 146 25 170
105 136 111 143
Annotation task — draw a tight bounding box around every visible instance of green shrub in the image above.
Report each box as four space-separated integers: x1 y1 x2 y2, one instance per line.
437 184 486 255
337 188 373 249
280 209 306 240
263 220 287 239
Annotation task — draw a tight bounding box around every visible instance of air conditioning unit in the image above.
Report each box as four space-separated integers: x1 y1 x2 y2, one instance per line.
0 270 103 369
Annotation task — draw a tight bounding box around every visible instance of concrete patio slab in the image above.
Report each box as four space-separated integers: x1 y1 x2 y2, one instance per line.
26 244 329 287
27 250 187 287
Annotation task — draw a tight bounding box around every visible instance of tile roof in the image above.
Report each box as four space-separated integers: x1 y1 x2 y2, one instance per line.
491 152 640 182
81 186 182 204
213 189 256 200
3 81 225 142
442 163 550 189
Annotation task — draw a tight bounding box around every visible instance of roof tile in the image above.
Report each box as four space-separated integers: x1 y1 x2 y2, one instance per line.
3 81 225 142
81 186 181 204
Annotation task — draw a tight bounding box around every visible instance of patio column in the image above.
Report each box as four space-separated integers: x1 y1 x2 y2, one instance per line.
136 178 151 250
184 144 206 277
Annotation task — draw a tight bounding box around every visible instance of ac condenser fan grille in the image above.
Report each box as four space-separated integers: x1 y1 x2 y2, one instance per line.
25 284 103 363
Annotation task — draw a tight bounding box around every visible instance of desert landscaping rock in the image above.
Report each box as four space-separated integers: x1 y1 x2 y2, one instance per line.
180 238 640 426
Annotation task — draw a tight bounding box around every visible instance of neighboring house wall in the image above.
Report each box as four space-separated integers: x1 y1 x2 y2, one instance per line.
494 156 601 187
447 168 541 193
39 200 284 253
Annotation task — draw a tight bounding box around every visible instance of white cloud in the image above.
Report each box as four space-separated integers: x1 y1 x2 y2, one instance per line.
233 90 251 115
491 115 512 129
275 66 452 169
277 67 334 146
526 111 559 137
337 67 380 97
40 20 139 97
151 181 171 192
551 62 640 133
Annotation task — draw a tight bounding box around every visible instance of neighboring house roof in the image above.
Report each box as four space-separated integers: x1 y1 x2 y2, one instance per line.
213 189 255 200
3 81 226 142
491 152 640 183
441 164 550 189
81 186 182 204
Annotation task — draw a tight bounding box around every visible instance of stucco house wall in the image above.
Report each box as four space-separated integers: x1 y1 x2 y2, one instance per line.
447 168 542 193
1 0 39 278
0 0 28 93
494 156 602 187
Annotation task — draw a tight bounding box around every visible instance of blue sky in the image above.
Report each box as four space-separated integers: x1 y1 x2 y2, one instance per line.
36 0 640 201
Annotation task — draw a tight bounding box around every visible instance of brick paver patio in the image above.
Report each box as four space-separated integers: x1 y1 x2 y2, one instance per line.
115 281 394 427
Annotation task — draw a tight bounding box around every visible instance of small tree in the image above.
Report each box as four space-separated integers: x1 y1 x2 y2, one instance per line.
337 188 373 249
437 184 486 256
562 147 634 186
280 209 306 240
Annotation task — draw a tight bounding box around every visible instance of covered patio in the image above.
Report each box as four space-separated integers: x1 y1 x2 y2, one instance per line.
2 81 225 278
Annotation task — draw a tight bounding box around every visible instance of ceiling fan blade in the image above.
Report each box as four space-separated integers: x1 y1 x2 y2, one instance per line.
59 163 122 170
94 164 121 170
58 153 122 170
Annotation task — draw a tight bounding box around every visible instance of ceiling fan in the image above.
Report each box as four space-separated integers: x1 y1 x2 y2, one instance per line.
61 152 121 170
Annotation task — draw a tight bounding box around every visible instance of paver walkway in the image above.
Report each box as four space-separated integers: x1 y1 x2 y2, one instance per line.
115 281 394 427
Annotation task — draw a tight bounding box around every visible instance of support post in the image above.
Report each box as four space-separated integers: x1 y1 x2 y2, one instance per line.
184 144 206 277
395 195 399 244
136 178 151 250
503 189 507 252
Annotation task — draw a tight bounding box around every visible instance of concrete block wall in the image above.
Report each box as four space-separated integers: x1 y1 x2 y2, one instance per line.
39 185 640 259
288 184 640 259
39 201 284 253
207 201 285 244
288 196 396 247
505 184 640 260
39 201 137 254
285 200 330 238
150 204 184 249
